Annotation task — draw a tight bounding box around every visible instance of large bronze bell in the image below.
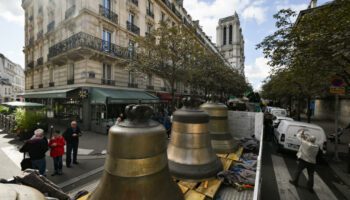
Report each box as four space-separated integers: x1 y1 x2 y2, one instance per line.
200 100 238 153
167 98 223 180
88 105 183 200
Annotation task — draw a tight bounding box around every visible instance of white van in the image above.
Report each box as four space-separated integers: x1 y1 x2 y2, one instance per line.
274 120 327 153
272 116 294 128
270 108 287 117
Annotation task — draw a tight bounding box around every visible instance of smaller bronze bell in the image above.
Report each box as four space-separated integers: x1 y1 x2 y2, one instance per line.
168 97 223 180
200 97 238 153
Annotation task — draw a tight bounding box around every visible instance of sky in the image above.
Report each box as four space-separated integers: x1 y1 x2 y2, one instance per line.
0 0 330 90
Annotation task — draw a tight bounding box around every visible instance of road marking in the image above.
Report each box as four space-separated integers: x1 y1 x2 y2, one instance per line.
271 155 300 200
58 166 104 188
302 171 337 200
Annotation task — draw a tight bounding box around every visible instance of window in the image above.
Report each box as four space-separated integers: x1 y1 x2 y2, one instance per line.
229 25 233 44
103 0 111 9
129 71 135 84
161 12 165 21
223 26 226 45
128 12 135 24
68 63 74 80
128 40 135 57
49 67 54 82
146 24 153 34
147 0 153 12
102 29 111 51
102 63 112 80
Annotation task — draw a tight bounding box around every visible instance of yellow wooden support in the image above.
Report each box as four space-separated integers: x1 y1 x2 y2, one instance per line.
227 147 243 161
196 178 222 199
184 190 206 200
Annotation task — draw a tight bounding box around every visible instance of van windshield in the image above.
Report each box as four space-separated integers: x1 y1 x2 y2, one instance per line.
272 110 286 117
287 126 323 143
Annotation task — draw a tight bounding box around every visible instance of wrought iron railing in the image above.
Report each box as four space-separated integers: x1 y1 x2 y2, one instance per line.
30 85 34 89
28 15 33 21
146 9 154 18
129 0 138 6
160 87 166 91
48 32 130 59
161 0 182 19
49 82 55 87
37 30 43 40
47 21 55 33
127 21 140 35
101 79 115 85
38 84 43 88
36 57 43 66
99 5 118 24
65 5 76 19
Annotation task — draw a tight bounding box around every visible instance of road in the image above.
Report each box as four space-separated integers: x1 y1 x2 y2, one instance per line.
261 140 349 200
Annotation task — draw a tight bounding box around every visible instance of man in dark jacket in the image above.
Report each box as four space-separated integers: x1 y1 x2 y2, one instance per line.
20 128 48 175
63 121 81 167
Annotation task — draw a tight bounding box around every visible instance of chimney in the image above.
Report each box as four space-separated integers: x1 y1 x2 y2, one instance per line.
309 0 317 8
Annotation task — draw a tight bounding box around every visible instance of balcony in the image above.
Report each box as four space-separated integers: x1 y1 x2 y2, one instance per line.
146 85 154 90
36 57 43 66
38 84 43 88
129 0 138 6
161 0 181 19
160 87 166 91
27 61 34 68
126 21 140 35
65 5 76 19
28 15 33 21
47 21 55 33
49 82 55 87
101 79 115 85
37 30 43 40
30 85 34 89
128 83 138 88
146 9 154 18
67 79 74 85
99 5 118 24
48 32 129 60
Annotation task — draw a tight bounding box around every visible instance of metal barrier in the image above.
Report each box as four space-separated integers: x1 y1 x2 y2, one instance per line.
0 114 16 133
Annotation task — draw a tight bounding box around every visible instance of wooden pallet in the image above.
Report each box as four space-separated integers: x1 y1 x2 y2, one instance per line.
176 147 243 200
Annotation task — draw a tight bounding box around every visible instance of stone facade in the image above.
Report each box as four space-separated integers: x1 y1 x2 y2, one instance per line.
216 13 245 75
21 0 222 131
0 53 25 103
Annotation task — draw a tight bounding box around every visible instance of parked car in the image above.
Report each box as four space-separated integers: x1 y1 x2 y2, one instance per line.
270 108 287 117
272 116 294 128
274 120 327 153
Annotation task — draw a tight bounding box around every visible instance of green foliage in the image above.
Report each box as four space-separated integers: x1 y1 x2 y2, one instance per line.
0 105 9 114
14 108 45 133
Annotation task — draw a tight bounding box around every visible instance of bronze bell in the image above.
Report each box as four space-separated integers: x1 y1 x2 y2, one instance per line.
200 100 238 153
88 105 183 200
167 97 223 180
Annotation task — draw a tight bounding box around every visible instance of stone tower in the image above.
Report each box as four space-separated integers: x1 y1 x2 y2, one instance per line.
216 12 245 76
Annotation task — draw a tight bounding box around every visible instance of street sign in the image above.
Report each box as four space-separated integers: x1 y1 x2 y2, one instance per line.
330 86 345 95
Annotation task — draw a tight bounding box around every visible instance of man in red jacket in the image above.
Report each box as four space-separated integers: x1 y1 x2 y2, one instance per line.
48 130 66 176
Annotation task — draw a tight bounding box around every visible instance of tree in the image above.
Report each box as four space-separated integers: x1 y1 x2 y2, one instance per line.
130 22 202 108
257 1 350 122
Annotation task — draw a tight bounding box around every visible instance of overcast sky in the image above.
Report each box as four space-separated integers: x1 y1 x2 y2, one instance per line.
0 0 330 90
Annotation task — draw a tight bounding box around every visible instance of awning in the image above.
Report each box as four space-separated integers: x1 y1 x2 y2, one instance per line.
157 93 181 101
20 88 76 99
1 101 45 107
91 88 159 104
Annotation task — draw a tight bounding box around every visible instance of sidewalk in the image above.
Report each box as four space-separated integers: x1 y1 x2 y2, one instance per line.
0 128 108 190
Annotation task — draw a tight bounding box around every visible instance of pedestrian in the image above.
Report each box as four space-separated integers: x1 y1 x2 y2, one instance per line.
116 113 124 123
289 130 320 193
163 114 172 139
63 121 82 168
20 128 48 176
48 130 65 176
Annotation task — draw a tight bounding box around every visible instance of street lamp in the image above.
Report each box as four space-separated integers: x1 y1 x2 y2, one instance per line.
47 110 54 138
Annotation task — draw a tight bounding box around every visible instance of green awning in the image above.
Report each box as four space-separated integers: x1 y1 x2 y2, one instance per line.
91 88 159 104
20 88 76 99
